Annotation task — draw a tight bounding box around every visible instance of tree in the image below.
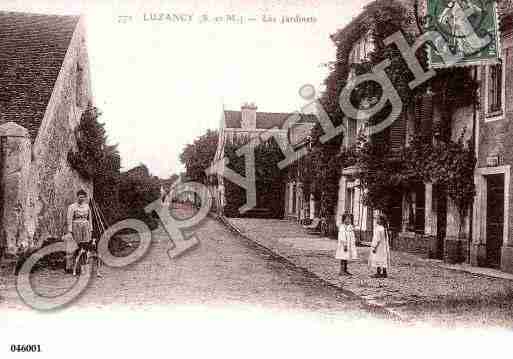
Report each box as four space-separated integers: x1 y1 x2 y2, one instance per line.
68 105 122 225
68 105 163 229
179 129 219 184
118 164 161 229
222 136 286 218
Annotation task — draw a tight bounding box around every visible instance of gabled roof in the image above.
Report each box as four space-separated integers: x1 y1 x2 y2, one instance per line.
0 11 80 141
223 110 317 130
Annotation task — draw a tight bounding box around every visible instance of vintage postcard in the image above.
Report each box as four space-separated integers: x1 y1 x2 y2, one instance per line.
0 0 512 357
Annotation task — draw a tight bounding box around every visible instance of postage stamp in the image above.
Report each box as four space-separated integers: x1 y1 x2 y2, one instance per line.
426 0 500 68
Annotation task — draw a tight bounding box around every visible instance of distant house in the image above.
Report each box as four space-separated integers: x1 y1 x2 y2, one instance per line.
212 103 316 218
121 164 152 180
0 12 93 258
159 177 177 201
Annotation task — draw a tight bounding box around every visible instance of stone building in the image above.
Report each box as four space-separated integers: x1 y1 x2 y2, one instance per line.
331 0 513 273
0 12 93 258
211 103 316 218
331 1 414 244
469 3 513 273
389 2 513 273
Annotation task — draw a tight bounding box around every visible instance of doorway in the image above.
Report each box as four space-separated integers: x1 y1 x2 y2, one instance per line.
435 185 447 260
486 174 505 268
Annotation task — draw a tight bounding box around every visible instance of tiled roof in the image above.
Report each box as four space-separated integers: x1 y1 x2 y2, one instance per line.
121 164 150 178
0 11 79 141
224 110 317 129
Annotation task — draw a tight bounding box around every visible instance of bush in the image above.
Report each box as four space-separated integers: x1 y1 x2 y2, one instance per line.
118 165 162 229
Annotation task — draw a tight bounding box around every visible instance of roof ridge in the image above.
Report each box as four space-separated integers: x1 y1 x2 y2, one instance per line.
0 10 81 141
0 10 80 18
224 109 299 115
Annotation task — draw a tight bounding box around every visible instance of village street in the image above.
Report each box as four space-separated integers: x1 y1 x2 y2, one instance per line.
1 207 411 358
3 207 513 328
0 208 381 321
1 208 511 358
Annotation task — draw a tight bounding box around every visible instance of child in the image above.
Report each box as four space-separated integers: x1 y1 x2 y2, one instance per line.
368 214 391 278
335 213 358 276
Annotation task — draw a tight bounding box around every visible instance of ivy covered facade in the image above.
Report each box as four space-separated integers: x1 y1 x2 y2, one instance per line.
315 0 513 273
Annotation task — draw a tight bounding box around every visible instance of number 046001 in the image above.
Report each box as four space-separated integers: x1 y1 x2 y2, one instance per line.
10 345 41 352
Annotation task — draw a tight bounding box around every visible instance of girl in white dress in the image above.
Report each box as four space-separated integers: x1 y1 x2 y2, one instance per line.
335 213 358 276
368 214 391 278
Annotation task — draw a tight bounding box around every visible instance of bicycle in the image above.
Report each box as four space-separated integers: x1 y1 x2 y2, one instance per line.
73 238 102 278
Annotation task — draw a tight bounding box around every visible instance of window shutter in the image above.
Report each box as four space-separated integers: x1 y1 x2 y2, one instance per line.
489 65 496 112
348 118 357 146
390 114 406 151
507 48 513 107
415 95 433 136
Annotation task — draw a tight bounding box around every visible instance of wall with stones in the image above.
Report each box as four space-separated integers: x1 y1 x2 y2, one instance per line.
23 18 93 251
0 123 31 255
392 232 432 259
474 31 513 272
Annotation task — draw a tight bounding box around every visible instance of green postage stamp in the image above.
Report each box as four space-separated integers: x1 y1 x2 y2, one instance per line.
427 0 500 68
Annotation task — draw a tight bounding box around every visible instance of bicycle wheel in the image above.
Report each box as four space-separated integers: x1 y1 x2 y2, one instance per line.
75 251 86 275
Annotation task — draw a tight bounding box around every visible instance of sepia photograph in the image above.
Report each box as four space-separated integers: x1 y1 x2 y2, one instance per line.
1 0 512 357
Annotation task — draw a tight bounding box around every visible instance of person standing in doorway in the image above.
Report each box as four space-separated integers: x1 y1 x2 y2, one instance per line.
368 214 391 278
335 213 358 276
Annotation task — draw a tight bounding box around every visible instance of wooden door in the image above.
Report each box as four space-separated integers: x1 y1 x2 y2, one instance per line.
486 174 504 268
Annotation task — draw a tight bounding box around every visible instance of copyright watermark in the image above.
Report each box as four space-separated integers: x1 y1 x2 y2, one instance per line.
16 180 212 311
15 0 497 311
207 3 490 214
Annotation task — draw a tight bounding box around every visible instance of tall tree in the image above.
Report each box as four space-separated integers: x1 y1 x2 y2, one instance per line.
179 129 219 184
68 105 122 225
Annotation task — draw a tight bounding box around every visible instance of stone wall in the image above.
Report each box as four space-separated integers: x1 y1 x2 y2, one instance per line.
392 232 432 259
0 123 31 255
22 18 92 253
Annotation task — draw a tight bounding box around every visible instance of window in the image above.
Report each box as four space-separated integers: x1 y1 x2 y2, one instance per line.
292 183 297 214
348 32 374 65
414 184 425 234
486 63 504 118
345 188 354 214
488 64 502 113
347 118 357 146
405 184 425 233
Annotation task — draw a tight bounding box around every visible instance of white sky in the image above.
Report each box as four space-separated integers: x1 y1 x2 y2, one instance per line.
1 0 371 178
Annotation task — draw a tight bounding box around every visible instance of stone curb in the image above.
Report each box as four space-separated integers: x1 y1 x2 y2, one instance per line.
214 214 406 322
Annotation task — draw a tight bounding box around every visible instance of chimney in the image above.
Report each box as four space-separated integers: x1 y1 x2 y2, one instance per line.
241 102 257 129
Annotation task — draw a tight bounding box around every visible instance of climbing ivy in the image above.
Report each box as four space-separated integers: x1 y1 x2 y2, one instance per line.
305 0 478 223
404 130 476 229
353 128 476 234
222 135 286 218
